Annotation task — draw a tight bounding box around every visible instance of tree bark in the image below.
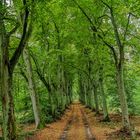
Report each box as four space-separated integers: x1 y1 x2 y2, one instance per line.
1 58 16 140
0 12 16 139
84 84 88 106
109 7 131 130
93 85 99 114
23 48 41 129
0 0 32 139
99 78 110 121
116 65 130 130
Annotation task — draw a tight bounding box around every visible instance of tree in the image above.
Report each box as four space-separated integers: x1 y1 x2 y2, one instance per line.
71 0 136 131
0 0 33 139
23 47 42 129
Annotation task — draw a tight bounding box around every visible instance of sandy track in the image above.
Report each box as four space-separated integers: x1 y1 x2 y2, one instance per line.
64 103 86 140
60 103 95 140
80 109 96 140
26 103 140 140
26 103 95 140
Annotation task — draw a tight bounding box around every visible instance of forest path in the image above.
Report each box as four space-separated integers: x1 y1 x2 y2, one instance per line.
26 103 95 140
60 103 95 140
26 103 140 140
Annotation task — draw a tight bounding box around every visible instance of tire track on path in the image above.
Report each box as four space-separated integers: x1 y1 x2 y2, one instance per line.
59 105 75 140
81 107 96 140
66 103 86 140
60 103 96 140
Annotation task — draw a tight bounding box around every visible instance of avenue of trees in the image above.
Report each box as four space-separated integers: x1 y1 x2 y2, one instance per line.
1 0 140 139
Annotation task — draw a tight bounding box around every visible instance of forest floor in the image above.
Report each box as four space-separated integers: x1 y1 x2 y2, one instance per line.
25 103 140 140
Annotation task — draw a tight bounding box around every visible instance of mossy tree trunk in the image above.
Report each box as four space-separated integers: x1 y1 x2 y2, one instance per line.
23 48 41 129
116 64 130 129
1 40 16 140
99 66 110 121
93 84 99 114
99 77 110 121
0 0 32 139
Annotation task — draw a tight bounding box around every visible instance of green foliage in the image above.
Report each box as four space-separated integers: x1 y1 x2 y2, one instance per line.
1 0 140 138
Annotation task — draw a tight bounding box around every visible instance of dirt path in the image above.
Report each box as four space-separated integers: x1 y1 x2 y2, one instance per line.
26 103 140 140
80 109 96 140
60 103 95 140
27 103 95 140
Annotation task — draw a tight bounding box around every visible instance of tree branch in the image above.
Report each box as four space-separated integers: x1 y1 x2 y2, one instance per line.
20 68 28 83
10 0 31 73
72 0 97 33
30 52 52 92
100 0 111 9
123 13 131 43
73 0 118 66
102 39 118 66
110 9 122 49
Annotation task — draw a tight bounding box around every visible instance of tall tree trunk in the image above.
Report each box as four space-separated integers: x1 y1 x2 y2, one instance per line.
93 85 99 114
84 84 88 106
116 65 130 130
1 62 16 140
99 78 110 121
90 89 95 110
68 82 73 103
0 17 16 140
23 48 41 129
0 0 31 138
109 6 131 130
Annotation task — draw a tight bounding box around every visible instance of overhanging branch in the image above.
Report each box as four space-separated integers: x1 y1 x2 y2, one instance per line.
72 0 97 33
10 0 31 73
73 0 118 66
123 13 131 43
